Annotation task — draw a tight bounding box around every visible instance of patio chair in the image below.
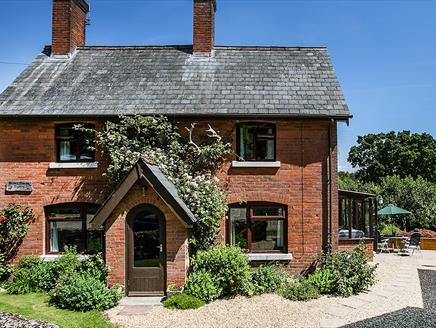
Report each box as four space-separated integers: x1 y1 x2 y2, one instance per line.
404 233 422 256
376 230 389 253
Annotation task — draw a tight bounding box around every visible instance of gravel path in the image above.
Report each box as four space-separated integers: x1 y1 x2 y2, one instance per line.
106 251 436 328
0 313 58 328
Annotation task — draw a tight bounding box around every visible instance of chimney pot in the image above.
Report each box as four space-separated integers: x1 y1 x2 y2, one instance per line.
52 0 89 56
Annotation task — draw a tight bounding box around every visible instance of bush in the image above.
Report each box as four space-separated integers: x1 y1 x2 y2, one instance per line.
185 270 223 302
250 265 284 295
49 273 122 312
280 278 320 301
163 293 205 310
17 255 42 269
321 243 377 296
0 253 13 281
308 269 336 294
7 248 109 295
0 205 34 263
80 254 109 283
190 245 250 296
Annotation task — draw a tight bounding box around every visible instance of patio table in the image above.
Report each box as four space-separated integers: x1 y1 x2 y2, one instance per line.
387 237 408 252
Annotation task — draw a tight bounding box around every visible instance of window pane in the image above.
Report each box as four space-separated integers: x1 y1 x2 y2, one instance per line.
50 221 82 253
59 140 77 161
85 207 103 254
230 208 248 249
251 220 284 251
133 211 160 267
48 207 81 220
58 126 75 138
256 138 275 160
252 206 284 217
239 125 255 160
79 130 95 160
87 230 104 254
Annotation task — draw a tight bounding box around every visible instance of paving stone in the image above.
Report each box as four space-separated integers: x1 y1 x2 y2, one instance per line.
117 305 152 315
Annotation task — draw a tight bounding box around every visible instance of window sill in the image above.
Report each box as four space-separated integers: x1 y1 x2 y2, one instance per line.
41 254 91 262
231 161 281 168
49 162 99 169
247 253 293 261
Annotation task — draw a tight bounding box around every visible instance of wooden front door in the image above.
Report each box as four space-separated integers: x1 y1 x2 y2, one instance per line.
126 205 165 296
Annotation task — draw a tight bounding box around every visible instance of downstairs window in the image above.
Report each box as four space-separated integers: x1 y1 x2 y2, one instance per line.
228 204 286 253
46 203 103 254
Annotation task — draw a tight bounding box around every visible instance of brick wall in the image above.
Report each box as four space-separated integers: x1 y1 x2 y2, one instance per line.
338 239 374 259
0 117 338 275
104 181 189 288
0 119 108 257
177 118 339 273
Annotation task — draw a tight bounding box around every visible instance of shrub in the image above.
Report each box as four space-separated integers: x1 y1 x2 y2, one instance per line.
185 270 223 302
163 293 205 310
49 273 122 312
0 253 13 281
80 254 109 283
280 278 320 301
0 205 34 263
308 269 336 294
321 243 377 296
7 248 109 295
17 255 42 269
190 245 250 296
250 265 284 295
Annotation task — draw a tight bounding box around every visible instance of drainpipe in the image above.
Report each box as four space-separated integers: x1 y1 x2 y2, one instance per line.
327 120 334 251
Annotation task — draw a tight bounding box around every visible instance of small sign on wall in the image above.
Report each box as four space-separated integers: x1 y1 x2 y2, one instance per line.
6 181 33 193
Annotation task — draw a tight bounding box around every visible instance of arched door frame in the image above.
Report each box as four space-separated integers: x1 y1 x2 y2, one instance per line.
125 204 166 296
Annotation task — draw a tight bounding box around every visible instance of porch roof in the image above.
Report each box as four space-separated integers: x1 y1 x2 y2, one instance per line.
91 159 197 228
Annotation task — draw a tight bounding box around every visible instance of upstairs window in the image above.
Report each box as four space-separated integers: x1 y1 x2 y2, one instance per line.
46 203 103 254
228 204 286 253
237 123 276 161
55 124 95 162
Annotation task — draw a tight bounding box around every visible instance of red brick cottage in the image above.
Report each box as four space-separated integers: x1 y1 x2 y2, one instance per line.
0 0 351 296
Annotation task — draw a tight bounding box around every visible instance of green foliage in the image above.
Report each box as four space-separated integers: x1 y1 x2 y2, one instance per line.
190 245 251 296
339 173 436 230
0 204 34 265
84 115 231 253
162 293 205 310
378 175 436 230
185 270 223 302
308 269 336 294
320 243 377 296
48 274 123 312
250 265 285 295
378 223 400 236
279 278 320 301
0 253 13 280
348 131 436 183
7 248 110 296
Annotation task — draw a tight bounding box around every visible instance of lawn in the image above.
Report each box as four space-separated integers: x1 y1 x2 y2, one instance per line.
0 292 117 328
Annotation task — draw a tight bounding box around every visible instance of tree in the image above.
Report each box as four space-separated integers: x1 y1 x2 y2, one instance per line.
348 131 436 183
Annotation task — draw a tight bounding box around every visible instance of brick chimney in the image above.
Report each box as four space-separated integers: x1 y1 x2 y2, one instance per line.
52 0 89 56
193 0 216 54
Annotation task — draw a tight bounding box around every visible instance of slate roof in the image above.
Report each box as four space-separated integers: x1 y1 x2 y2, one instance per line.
0 45 350 118
91 158 197 228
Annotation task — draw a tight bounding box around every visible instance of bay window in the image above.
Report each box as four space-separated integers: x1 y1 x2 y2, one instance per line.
228 204 286 253
46 204 103 254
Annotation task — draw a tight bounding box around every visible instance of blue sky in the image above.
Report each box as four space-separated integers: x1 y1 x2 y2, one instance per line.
1 0 435 171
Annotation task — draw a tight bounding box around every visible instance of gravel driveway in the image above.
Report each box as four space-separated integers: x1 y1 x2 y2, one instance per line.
106 251 436 328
